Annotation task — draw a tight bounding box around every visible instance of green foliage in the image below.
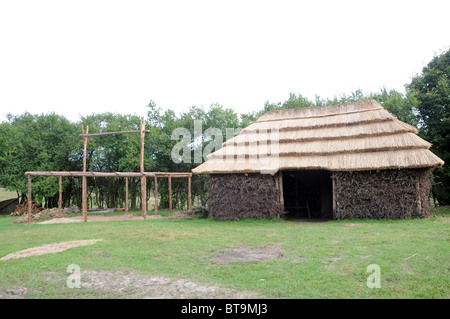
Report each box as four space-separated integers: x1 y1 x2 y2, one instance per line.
369 87 419 126
407 49 450 204
0 113 78 205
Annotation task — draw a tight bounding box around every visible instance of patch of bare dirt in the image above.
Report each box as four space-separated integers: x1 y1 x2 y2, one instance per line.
38 214 162 224
0 286 30 299
344 223 362 227
13 206 79 223
291 257 307 263
0 239 103 261
212 245 284 264
43 270 262 299
319 255 348 263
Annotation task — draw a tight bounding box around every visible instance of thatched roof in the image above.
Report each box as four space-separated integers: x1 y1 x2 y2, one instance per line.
192 99 444 174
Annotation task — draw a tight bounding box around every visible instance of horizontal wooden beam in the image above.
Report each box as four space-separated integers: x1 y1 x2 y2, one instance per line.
25 171 192 178
79 130 150 137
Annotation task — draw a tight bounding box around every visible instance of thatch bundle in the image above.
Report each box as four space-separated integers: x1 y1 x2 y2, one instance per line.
208 174 282 220
333 168 431 219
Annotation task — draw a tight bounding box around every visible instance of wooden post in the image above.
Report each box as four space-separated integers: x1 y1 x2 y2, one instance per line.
169 176 172 216
140 121 146 219
28 175 32 224
141 176 147 219
82 176 87 222
295 178 299 217
279 171 284 214
154 176 158 215
82 124 89 222
332 174 336 219
125 177 129 215
58 176 62 218
188 176 192 212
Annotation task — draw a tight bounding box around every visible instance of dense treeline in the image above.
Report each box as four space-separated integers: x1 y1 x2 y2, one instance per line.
1 50 449 208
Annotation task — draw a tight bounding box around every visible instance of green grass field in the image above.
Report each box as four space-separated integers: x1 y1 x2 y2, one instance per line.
0 206 448 299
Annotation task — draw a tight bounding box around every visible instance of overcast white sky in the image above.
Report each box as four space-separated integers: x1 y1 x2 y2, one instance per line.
0 0 449 123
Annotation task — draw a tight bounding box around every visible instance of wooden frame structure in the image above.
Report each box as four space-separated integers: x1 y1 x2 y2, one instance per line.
25 121 192 224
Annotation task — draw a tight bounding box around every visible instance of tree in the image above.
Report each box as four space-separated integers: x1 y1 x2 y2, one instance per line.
407 49 450 204
0 113 79 206
369 87 419 126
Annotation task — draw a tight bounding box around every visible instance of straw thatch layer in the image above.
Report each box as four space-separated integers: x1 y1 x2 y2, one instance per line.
333 168 431 219
196 148 443 174
220 120 418 147
210 132 430 158
192 100 444 174
256 99 382 122
207 174 282 220
245 108 393 131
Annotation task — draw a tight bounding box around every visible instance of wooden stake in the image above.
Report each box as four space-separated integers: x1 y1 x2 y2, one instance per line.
332 174 336 218
82 125 88 172
82 176 87 222
188 176 192 212
125 177 129 215
169 176 172 215
141 176 147 219
140 121 145 172
82 125 89 222
154 176 158 215
279 172 284 213
28 175 32 224
140 121 146 219
59 176 62 218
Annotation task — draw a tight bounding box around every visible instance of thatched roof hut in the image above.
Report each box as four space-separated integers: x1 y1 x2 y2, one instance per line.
192 100 444 220
193 99 443 174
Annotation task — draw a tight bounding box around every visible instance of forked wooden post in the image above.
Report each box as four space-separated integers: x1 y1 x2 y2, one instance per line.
154 176 158 215
140 121 147 219
169 175 172 215
58 176 62 218
27 175 32 224
188 176 192 212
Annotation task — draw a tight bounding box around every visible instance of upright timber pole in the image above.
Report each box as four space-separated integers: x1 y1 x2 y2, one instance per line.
188 176 192 212
154 176 158 215
58 176 62 218
140 121 147 219
82 125 89 222
125 177 129 215
27 174 32 224
168 175 172 216
278 171 284 217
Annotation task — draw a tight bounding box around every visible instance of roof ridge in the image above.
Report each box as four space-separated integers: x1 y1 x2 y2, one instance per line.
257 99 382 123
255 106 385 124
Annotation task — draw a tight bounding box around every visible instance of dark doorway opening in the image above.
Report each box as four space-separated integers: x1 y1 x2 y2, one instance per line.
282 170 333 220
